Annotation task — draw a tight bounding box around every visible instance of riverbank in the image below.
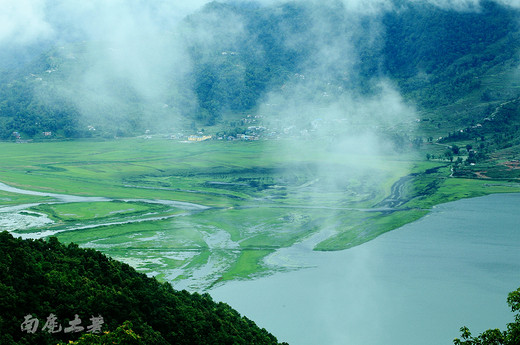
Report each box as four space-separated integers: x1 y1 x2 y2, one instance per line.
211 193 520 345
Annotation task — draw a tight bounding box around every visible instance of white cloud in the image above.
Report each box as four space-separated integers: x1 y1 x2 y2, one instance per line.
340 0 394 14
421 0 481 10
0 0 53 45
494 0 520 8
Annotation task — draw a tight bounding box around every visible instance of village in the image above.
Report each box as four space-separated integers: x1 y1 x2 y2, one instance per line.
165 106 410 144
11 110 408 144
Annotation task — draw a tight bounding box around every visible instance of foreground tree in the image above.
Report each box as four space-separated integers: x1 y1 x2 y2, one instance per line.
0 232 285 345
454 287 520 345
59 321 146 345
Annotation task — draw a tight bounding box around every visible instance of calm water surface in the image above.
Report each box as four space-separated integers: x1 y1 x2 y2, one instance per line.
210 194 520 345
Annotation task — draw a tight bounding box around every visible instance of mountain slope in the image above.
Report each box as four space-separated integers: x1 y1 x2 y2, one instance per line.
0 231 285 345
0 0 519 138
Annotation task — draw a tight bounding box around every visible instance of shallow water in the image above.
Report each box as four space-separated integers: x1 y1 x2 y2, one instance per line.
0 182 208 210
0 182 110 203
211 194 520 345
0 182 209 239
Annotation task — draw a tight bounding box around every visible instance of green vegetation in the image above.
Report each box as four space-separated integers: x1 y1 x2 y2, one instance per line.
29 201 170 222
1 137 520 288
1 2 520 343
60 321 148 345
385 1 519 113
0 231 286 345
0 1 518 137
0 190 52 206
1 0 520 292
0 138 400 285
454 287 520 345
315 209 429 251
220 249 275 282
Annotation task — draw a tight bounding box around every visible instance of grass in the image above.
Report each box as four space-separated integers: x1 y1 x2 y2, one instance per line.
315 209 429 251
0 190 53 206
54 218 209 249
405 173 520 209
1 138 519 290
219 249 274 282
29 201 166 222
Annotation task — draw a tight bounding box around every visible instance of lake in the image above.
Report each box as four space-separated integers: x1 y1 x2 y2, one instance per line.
210 194 520 345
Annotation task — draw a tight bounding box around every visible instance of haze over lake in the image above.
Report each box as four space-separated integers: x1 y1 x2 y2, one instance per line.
211 193 520 345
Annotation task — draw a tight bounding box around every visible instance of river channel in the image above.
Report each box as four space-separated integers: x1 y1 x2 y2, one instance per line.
210 193 520 345
0 181 208 238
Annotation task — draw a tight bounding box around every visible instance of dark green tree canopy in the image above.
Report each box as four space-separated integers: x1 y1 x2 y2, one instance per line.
0 231 286 345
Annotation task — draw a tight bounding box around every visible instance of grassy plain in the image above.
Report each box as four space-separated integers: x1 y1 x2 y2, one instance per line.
30 201 168 221
1 138 519 289
0 190 53 205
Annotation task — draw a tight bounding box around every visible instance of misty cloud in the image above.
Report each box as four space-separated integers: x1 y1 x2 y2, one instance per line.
182 3 248 60
414 0 480 11
28 0 207 133
0 0 53 45
339 0 394 14
2 0 221 132
1 0 515 50
408 0 520 11
495 0 520 9
250 0 418 238
258 0 415 131
4 0 516 135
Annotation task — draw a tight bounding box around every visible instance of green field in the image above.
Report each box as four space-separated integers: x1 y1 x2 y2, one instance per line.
1 138 519 290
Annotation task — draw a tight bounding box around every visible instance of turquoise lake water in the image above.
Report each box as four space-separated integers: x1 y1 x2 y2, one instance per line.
211 194 520 345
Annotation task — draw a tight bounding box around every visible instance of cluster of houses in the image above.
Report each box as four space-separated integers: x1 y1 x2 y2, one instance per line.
8 113 346 143
12 131 52 139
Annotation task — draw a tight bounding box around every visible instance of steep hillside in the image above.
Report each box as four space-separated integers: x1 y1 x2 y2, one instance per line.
0 231 285 345
0 0 519 139
384 0 520 128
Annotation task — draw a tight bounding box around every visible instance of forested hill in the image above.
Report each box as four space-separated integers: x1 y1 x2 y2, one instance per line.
0 0 519 139
0 231 285 345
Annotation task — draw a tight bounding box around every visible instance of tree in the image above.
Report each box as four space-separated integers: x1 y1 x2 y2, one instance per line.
452 145 460 154
413 137 423 148
453 287 520 345
0 232 284 345
60 321 146 345
445 149 454 162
